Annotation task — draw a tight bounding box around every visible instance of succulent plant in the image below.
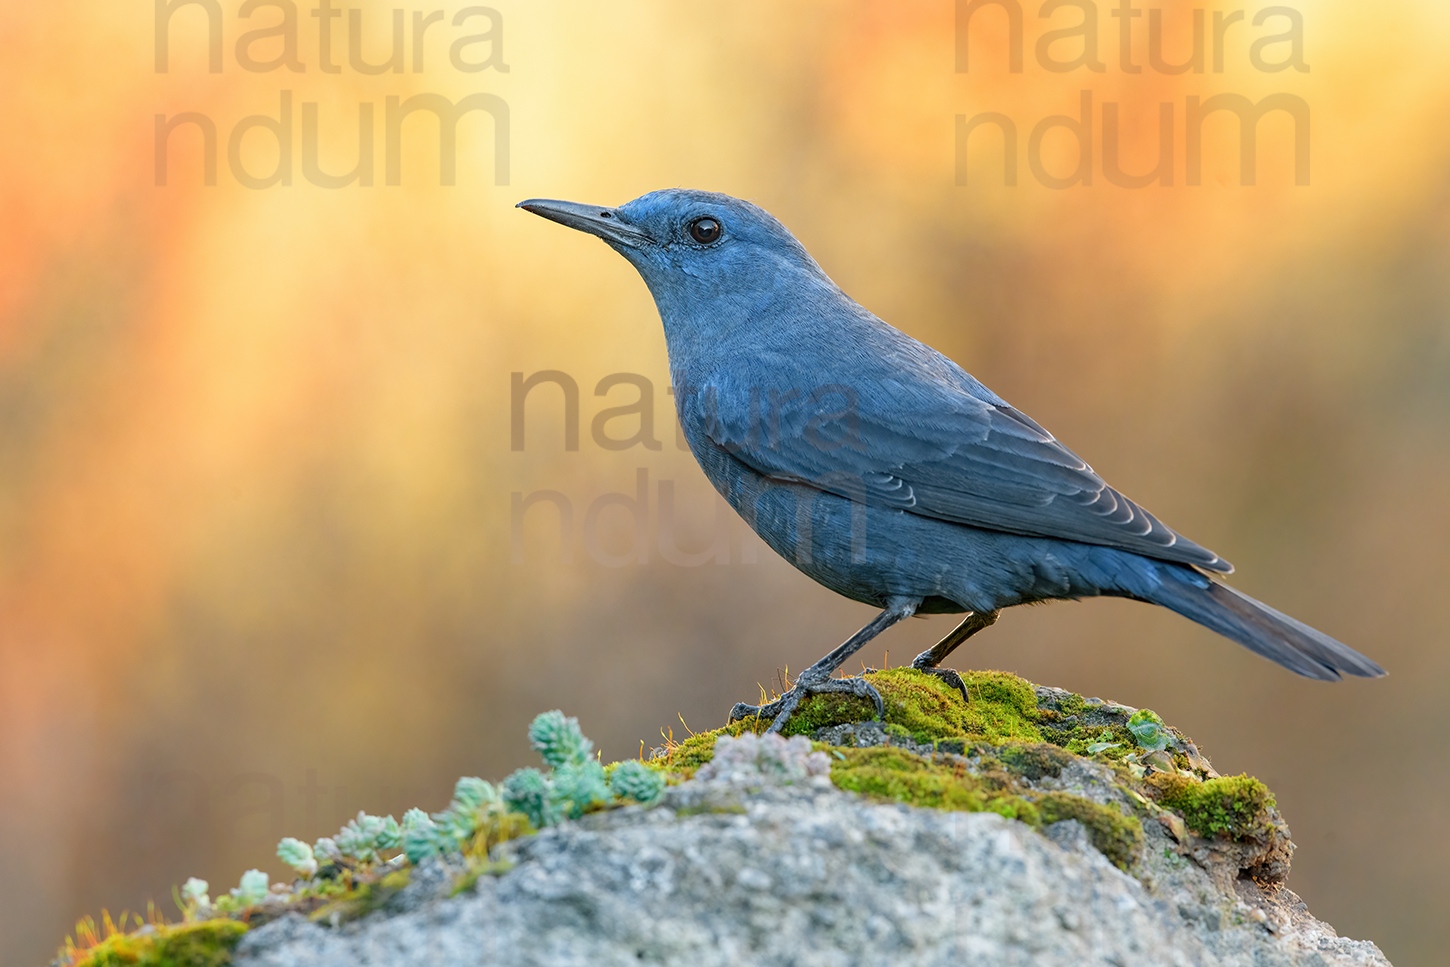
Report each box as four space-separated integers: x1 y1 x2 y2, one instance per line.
609 760 666 804
57 708 679 963
430 805 473 851
551 759 612 818
312 836 342 864
276 837 318 878
451 777 500 811
150 706 650 952
179 877 210 910
230 869 269 906
528 710 593 770
401 808 443 863
335 811 401 863
501 766 558 829
501 711 662 826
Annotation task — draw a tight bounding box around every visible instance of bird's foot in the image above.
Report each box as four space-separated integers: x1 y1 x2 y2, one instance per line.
729 673 885 735
909 660 970 705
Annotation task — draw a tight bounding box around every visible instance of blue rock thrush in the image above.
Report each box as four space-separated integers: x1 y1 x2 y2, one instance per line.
519 190 1385 732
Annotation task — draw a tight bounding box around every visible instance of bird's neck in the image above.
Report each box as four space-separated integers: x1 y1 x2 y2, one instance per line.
647 262 851 380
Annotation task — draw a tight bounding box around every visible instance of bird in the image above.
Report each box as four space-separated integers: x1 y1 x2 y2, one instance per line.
517 189 1386 732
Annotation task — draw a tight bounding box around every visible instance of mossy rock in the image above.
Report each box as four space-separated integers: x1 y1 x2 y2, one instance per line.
1145 773 1277 842
652 667 1283 878
812 667 1044 746
997 742 1076 781
661 667 1046 773
60 667 1283 965
830 745 1040 823
662 717 774 774
67 919 247 967
827 744 1143 869
307 868 412 925
1037 792 1145 871
658 668 1175 775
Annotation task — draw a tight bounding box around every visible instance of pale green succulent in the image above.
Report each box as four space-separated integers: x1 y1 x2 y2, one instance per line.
609 760 666 804
230 869 269 906
208 708 649 912
430 805 476 851
276 837 318 878
499 712 645 827
551 759 612 818
312 836 342 864
335 811 401 862
180 877 210 910
528 710 593 770
402 807 443 863
451 777 500 811
426 776 512 854
501 767 558 828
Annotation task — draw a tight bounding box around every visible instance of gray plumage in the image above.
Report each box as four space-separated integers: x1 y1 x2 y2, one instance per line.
519 189 1384 728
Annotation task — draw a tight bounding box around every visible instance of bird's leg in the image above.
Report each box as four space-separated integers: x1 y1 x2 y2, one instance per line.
730 596 919 735
909 610 1000 702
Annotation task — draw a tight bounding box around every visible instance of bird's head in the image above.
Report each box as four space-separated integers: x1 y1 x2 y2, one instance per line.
516 189 832 325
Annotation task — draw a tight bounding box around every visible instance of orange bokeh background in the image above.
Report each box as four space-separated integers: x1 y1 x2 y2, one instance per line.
2 2 1449 964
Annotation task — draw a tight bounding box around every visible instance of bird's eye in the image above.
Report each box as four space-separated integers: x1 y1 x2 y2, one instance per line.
688 217 722 244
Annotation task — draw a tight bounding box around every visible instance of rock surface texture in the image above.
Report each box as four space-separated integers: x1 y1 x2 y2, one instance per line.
233 717 1389 967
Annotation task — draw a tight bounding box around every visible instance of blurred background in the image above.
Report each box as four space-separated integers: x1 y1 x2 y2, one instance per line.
2 1 1448 963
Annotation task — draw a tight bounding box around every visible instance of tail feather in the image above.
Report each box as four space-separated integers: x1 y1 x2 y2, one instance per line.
1149 576 1386 681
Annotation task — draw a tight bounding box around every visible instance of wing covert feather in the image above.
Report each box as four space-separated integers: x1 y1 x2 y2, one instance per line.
693 377 1231 573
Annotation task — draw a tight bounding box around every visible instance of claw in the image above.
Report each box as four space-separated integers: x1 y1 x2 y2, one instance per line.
910 662 970 704
729 698 782 722
729 674 885 734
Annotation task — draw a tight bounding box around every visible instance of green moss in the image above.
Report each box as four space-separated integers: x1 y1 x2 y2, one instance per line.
308 868 412 924
829 746 1040 823
450 859 516 898
1146 773 1277 841
997 742 1075 781
1060 725 1136 760
773 668 1044 742
648 671 1278 879
462 812 534 860
956 671 1044 731
70 919 248 967
866 668 1044 746
771 691 876 736
1036 793 1144 870
674 803 748 817
1051 692 1089 718
828 746 1141 870
655 668 1047 773
660 718 769 773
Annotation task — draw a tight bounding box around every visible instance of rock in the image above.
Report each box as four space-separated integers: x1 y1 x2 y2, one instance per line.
60 670 1390 967
234 753 1388 967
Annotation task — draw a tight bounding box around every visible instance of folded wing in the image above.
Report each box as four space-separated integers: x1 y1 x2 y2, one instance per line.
693 374 1231 573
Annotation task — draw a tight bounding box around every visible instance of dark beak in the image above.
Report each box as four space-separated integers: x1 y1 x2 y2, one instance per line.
516 198 651 248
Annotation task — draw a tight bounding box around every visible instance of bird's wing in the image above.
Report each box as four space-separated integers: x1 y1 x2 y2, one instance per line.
691 373 1231 573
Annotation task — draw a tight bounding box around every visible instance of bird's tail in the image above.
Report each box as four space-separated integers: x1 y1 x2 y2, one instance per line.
1146 573 1386 681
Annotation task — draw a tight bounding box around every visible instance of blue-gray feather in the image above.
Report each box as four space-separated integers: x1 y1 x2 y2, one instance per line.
520 188 1385 683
